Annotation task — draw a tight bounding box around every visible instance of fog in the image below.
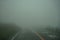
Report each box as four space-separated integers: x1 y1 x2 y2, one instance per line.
0 0 59 30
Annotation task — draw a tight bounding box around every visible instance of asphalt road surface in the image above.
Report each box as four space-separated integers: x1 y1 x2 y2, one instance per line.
11 30 45 40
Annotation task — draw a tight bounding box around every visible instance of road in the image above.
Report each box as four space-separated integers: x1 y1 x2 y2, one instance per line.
11 30 45 40
10 29 57 40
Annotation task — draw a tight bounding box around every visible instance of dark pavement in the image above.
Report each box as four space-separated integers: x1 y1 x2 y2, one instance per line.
11 30 41 40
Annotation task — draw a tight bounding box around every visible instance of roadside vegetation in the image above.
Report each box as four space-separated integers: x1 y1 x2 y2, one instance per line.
0 23 21 40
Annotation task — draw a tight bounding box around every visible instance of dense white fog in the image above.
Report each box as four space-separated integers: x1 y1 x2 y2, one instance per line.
0 0 59 29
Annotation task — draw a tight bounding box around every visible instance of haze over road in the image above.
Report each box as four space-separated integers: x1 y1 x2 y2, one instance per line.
11 29 45 40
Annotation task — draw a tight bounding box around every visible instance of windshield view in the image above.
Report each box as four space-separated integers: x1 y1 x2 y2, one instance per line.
0 0 60 40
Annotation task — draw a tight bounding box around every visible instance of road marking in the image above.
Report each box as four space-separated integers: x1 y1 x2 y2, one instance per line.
35 32 45 40
11 32 20 40
11 30 45 40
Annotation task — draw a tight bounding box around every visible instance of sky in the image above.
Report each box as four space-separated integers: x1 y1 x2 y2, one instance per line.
0 0 59 29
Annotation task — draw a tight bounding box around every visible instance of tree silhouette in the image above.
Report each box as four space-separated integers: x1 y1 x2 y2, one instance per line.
0 23 21 40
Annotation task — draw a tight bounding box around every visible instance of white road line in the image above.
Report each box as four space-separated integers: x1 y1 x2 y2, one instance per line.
11 30 25 40
11 32 21 40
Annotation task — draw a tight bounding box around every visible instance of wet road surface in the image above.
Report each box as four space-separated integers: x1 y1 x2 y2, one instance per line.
11 30 45 40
